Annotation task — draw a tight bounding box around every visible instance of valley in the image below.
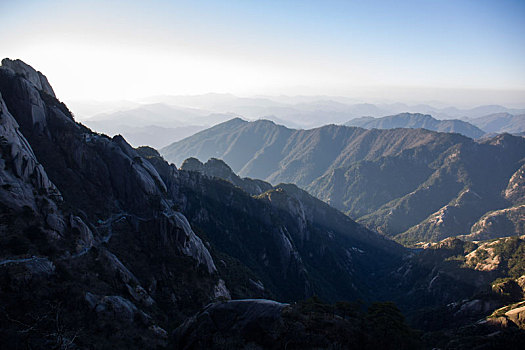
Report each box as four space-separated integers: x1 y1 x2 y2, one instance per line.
0 59 523 349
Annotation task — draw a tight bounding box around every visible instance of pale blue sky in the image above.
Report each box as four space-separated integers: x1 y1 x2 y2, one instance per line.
1 0 524 105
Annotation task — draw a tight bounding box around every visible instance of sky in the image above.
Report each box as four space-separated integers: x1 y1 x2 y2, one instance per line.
1 0 525 107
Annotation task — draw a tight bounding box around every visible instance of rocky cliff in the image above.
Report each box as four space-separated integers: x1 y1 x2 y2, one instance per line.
0 59 228 349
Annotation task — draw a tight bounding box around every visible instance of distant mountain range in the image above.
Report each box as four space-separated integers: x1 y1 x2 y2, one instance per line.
141 93 525 128
344 112 525 138
72 93 525 150
82 103 238 148
345 113 485 139
467 112 525 135
162 118 525 244
72 93 525 135
82 123 206 148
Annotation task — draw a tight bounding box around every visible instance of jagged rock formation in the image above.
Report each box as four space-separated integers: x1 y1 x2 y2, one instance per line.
180 157 272 195
162 118 525 244
345 112 485 139
0 59 227 349
1 58 55 97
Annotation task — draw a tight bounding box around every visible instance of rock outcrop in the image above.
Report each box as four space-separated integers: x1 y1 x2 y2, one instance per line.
488 301 525 330
1 58 55 97
505 164 525 204
464 204 525 241
181 157 273 195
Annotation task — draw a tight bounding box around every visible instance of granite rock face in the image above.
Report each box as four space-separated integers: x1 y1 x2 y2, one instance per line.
0 91 59 211
488 301 525 330
0 59 223 349
0 60 216 272
1 58 55 97
505 164 525 204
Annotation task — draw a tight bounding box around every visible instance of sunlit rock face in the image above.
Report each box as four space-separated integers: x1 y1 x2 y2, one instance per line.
505 164 525 204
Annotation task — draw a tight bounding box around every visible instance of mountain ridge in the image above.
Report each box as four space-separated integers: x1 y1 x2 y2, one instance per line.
345 112 485 139
468 112 525 134
162 118 525 244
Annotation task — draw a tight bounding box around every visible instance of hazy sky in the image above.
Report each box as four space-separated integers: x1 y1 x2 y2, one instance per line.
1 0 524 106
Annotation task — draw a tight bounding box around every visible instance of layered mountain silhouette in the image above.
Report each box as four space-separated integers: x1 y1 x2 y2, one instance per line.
344 112 485 139
138 93 525 128
82 103 238 148
162 118 525 244
468 112 525 135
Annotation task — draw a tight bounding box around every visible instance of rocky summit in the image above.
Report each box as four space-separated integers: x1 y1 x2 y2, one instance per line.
1 59 524 349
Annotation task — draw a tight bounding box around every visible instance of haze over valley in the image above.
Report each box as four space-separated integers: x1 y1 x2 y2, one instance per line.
71 94 525 148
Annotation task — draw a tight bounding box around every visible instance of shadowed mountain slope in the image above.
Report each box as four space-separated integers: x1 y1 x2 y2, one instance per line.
142 153 405 302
